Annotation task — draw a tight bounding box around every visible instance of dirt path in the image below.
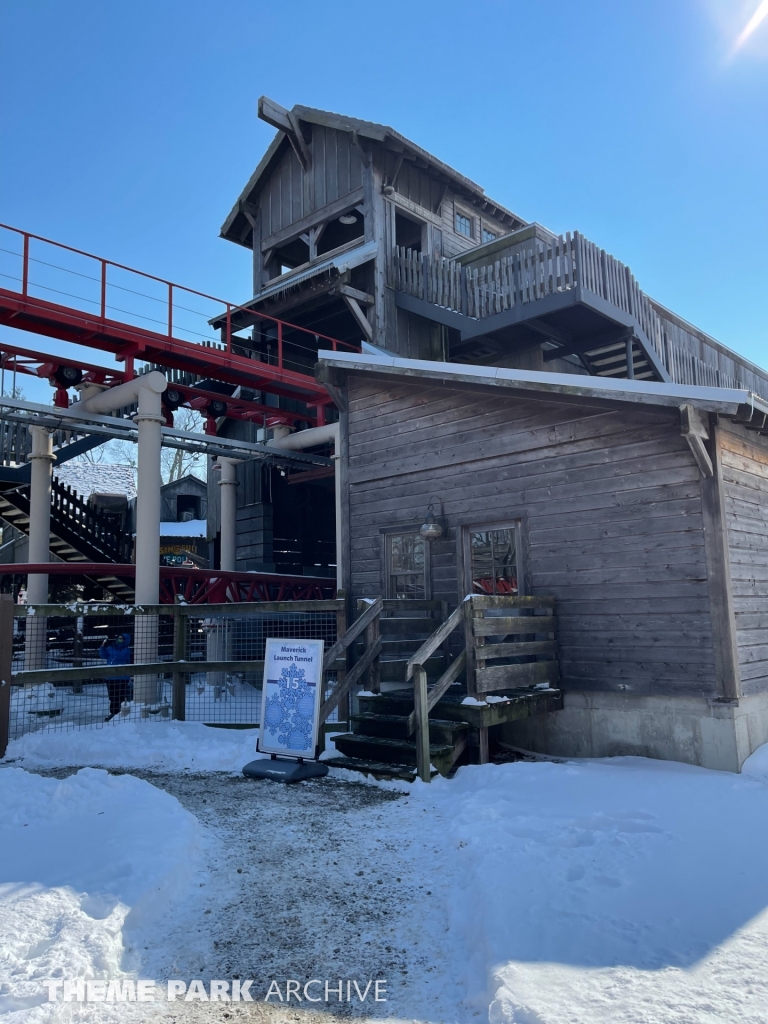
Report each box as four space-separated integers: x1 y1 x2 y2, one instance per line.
33 769 466 1023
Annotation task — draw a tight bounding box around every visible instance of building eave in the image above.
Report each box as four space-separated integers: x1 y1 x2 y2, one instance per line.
316 350 767 417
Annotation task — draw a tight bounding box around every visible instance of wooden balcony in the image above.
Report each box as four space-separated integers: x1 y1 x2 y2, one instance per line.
387 228 768 396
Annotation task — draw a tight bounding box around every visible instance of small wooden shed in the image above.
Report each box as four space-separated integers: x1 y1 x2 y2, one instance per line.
318 350 768 772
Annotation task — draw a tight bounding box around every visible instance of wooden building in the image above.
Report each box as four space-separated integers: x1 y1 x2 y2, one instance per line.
213 98 768 771
317 352 768 773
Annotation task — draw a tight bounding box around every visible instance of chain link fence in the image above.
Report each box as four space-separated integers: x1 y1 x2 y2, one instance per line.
5 600 345 741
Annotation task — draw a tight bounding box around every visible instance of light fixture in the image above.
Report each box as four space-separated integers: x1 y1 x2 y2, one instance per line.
338 213 357 225
420 497 445 541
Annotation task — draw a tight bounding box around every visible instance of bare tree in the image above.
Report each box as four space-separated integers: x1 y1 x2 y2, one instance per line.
161 408 206 483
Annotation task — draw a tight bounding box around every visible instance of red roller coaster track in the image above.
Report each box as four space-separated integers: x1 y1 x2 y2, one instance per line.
0 563 336 604
0 223 356 410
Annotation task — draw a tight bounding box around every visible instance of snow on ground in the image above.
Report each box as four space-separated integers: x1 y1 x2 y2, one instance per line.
2 723 768 1024
413 755 768 1024
0 766 208 1024
4 722 262 772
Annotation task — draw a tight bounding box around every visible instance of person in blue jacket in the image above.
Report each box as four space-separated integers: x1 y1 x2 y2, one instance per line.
99 632 133 720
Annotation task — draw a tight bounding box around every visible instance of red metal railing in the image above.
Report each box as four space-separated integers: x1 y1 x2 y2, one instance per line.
0 563 336 604
0 223 359 402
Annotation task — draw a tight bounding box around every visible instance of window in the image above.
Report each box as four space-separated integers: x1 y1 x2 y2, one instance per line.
455 211 473 238
395 211 423 253
482 228 497 244
386 532 426 599
468 527 519 595
176 495 200 522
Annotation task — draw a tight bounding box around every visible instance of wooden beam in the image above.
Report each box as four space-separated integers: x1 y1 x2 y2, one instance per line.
433 180 450 215
286 466 335 485
542 327 632 361
261 187 365 252
523 318 572 346
257 96 310 170
700 423 741 700
342 295 373 341
680 404 713 477
389 152 405 187
337 283 375 306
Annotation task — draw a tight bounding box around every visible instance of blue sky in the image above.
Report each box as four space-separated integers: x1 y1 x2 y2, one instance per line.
1 0 767 401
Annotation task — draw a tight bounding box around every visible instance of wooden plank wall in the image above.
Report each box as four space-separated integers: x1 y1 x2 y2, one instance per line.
257 127 364 240
346 375 718 697
719 422 768 696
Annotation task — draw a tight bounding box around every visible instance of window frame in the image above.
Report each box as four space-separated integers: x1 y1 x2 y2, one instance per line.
481 226 498 244
459 518 527 600
380 525 432 600
454 205 474 240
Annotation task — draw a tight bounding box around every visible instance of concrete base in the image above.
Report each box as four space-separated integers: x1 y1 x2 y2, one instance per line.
499 690 768 773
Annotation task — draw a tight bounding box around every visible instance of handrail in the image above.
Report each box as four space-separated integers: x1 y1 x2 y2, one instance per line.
407 600 467 782
406 602 464 680
317 597 384 726
322 597 382 671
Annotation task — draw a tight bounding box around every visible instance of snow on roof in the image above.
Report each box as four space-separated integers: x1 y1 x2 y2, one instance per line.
54 461 137 500
159 520 207 538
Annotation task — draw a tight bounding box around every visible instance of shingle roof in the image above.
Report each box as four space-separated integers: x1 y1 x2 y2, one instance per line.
54 461 137 500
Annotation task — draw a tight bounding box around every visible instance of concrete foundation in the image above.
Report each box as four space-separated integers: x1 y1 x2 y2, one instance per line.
500 690 768 774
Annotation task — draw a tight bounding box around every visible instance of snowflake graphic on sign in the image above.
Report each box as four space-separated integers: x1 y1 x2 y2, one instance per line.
263 662 315 752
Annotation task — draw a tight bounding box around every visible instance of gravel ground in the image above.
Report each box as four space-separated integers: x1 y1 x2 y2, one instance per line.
30 768 465 1024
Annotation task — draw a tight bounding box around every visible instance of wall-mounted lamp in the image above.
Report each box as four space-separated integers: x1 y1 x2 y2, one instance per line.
420 497 446 541
338 214 358 225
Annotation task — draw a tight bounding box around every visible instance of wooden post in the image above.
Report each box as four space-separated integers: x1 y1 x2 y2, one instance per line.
478 725 490 765
365 609 381 695
334 594 348 726
0 594 12 758
414 665 431 783
700 423 741 700
462 597 477 697
171 605 186 721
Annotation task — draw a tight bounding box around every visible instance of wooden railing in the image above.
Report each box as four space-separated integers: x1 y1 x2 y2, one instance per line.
388 234 670 374
50 476 134 562
404 595 559 781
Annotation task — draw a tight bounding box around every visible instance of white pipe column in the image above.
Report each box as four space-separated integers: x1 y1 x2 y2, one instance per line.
72 371 166 703
268 422 342 590
209 457 239 695
24 426 54 673
132 381 165 703
217 458 239 572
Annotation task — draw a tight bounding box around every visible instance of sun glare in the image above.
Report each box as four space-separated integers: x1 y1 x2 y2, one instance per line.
734 0 768 49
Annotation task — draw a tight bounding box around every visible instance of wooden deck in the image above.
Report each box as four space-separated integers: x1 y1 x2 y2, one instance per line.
387 232 768 398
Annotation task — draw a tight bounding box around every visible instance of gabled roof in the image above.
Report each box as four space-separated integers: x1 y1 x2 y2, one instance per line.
221 100 526 246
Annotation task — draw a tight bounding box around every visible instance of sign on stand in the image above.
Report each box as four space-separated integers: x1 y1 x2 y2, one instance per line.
258 639 324 759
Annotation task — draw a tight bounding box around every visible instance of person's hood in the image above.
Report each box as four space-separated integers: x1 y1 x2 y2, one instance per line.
119 633 131 645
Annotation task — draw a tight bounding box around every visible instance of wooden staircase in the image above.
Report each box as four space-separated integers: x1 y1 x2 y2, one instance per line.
324 595 564 781
0 475 135 600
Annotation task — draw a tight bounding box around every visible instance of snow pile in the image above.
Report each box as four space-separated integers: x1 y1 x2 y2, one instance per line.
410 755 768 1023
0 767 207 1023
741 740 768 785
4 721 261 772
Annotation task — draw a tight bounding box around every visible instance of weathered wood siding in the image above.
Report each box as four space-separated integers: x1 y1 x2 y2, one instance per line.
346 375 718 697
256 127 365 239
720 422 768 696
